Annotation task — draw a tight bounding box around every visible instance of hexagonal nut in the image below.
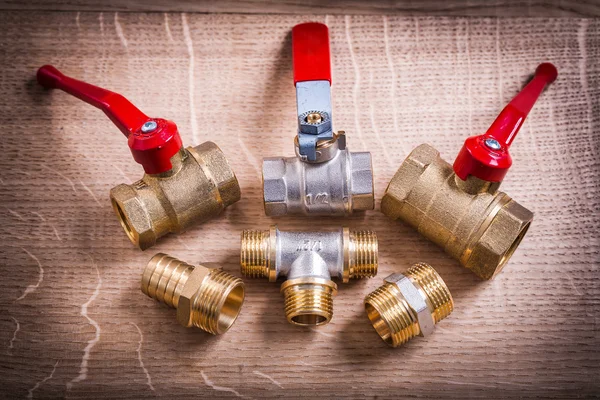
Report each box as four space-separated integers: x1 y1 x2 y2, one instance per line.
465 199 533 280
262 158 288 216
348 151 374 211
381 143 439 220
188 142 241 208
384 273 435 337
298 111 332 135
110 183 156 250
176 266 212 328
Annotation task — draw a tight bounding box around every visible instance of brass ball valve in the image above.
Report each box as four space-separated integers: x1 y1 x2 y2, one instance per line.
240 226 378 326
262 23 374 216
37 66 241 250
381 63 558 279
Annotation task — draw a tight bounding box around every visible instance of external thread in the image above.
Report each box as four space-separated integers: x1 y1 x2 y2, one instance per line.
192 270 245 335
141 253 194 308
282 282 335 326
240 230 270 278
141 253 245 335
404 263 454 323
348 230 378 279
364 283 419 347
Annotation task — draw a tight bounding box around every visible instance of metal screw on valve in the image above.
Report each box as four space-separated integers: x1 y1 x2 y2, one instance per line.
484 138 501 151
141 120 157 133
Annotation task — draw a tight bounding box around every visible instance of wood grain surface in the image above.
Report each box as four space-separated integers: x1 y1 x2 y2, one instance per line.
0 11 598 399
1 0 600 17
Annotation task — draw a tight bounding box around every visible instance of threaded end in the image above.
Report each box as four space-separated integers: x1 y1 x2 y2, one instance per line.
240 230 271 278
141 253 194 308
404 263 454 323
192 270 245 335
364 283 419 347
348 230 378 279
281 279 337 326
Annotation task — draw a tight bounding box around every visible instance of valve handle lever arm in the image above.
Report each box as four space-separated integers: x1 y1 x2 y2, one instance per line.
37 65 183 175
453 62 558 183
292 22 332 85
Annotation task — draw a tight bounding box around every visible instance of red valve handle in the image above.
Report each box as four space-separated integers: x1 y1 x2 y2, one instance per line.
453 63 558 182
292 22 332 85
37 65 183 175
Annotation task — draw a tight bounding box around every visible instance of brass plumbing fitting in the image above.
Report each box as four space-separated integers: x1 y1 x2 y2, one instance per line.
364 263 453 347
141 253 245 334
240 226 378 326
381 63 558 279
37 65 241 250
262 23 374 216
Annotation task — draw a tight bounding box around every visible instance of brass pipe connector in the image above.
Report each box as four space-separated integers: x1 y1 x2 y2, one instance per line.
364 263 453 347
112 143 240 250
240 226 378 326
141 253 245 335
381 144 532 280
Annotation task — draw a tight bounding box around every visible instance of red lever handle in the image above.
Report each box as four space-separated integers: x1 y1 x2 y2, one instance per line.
453 63 558 182
292 22 332 85
37 65 183 175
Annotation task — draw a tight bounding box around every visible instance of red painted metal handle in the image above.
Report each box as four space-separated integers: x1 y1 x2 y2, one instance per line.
453 63 558 182
37 65 182 175
292 22 332 85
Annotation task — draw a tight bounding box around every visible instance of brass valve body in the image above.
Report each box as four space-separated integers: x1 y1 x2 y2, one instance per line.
111 142 241 250
364 263 453 347
141 253 245 335
381 144 533 280
240 226 378 326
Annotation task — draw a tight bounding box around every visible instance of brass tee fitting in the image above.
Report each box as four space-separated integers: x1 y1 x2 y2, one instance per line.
111 143 240 250
141 253 245 335
240 226 378 326
36 65 241 250
364 263 453 347
381 63 558 279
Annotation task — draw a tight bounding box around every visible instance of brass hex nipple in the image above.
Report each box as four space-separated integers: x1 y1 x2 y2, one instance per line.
241 226 378 326
364 263 453 347
142 253 245 335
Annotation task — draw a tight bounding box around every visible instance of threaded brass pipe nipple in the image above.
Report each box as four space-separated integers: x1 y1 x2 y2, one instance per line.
364 263 453 347
142 253 245 335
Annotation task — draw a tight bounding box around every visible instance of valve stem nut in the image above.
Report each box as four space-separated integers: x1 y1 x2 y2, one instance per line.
141 253 245 335
364 263 453 347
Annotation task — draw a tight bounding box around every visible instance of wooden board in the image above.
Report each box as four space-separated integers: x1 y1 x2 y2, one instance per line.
0 12 598 398
0 0 600 17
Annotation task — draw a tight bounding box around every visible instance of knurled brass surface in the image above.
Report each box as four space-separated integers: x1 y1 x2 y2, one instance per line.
381 143 533 280
110 142 241 250
141 253 245 335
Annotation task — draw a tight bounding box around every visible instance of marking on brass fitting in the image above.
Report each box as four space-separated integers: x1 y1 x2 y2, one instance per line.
305 192 329 205
296 240 323 252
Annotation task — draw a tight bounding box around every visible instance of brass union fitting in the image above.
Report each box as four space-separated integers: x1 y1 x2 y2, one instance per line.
111 142 241 250
241 226 378 326
364 263 453 347
381 144 532 280
141 253 245 335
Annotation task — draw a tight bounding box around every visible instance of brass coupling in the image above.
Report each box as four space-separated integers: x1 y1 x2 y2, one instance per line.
381 144 532 280
111 143 241 250
141 253 245 335
240 226 378 326
364 263 453 347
